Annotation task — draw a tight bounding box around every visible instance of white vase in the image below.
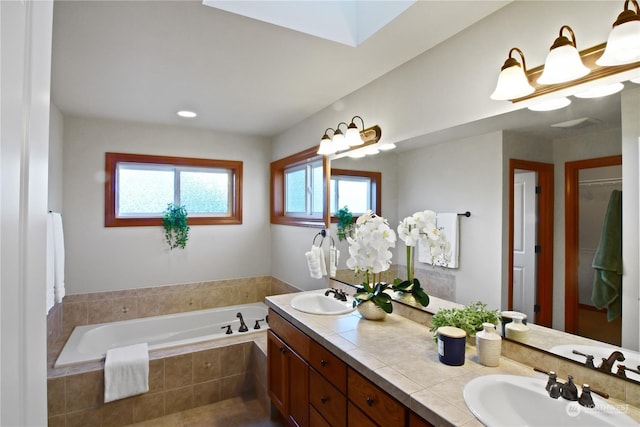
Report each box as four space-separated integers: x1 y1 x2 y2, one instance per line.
357 301 387 320
475 322 502 367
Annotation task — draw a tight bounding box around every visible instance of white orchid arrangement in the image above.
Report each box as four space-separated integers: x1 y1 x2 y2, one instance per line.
346 210 397 313
393 210 450 307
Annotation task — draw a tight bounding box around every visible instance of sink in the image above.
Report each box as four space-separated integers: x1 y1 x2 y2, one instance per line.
463 374 637 426
550 344 640 382
290 290 356 315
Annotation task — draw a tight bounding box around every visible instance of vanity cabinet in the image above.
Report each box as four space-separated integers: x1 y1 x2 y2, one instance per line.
268 309 435 427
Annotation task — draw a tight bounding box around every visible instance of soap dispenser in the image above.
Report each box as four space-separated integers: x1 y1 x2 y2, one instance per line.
476 322 501 367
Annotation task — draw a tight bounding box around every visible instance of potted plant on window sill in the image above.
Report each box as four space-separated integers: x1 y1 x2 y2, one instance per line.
163 203 190 249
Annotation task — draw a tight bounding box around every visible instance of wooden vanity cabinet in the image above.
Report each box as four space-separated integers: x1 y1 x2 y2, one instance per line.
268 309 434 427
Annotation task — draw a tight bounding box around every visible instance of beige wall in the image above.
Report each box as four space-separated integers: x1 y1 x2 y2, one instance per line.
62 116 272 294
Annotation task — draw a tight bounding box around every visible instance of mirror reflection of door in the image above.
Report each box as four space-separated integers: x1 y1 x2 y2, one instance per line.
565 155 622 345
513 170 538 322
508 159 553 327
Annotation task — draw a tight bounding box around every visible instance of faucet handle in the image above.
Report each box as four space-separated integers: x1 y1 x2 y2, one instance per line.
578 384 595 408
254 319 265 329
572 349 596 368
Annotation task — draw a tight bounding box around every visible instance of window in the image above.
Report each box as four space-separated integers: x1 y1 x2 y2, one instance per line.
330 169 381 218
271 146 328 227
105 153 242 227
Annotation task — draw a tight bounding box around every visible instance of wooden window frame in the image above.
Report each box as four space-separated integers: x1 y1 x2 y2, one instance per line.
329 168 382 221
271 146 329 228
105 152 243 227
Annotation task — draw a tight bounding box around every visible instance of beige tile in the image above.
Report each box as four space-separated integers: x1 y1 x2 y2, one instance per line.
219 373 251 401
165 386 194 415
47 414 66 427
133 392 165 423
148 359 165 393
63 301 88 335
193 380 221 407
112 296 138 321
193 348 221 383
48 376 66 416
137 294 162 318
88 298 114 324
66 407 102 427
165 354 193 389
65 370 103 411
101 398 134 427
219 344 247 377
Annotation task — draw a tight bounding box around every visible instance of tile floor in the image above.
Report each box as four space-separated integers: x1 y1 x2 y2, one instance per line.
127 396 283 427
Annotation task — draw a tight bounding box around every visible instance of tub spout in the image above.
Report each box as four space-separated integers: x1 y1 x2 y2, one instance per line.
236 312 248 332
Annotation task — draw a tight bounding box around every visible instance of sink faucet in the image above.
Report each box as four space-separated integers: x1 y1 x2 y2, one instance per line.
236 312 248 332
598 350 625 373
560 375 578 401
572 349 595 369
325 288 348 301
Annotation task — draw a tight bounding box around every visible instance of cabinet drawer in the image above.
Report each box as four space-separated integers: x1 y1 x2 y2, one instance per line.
268 309 310 360
348 401 377 427
309 340 347 394
310 405 331 427
310 368 347 427
348 368 405 427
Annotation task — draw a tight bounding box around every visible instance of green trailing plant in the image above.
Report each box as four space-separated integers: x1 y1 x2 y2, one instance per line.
162 203 190 250
429 301 501 341
336 206 354 241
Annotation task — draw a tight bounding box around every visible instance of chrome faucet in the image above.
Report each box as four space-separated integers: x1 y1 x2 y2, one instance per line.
598 350 625 373
325 288 348 301
236 312 248 332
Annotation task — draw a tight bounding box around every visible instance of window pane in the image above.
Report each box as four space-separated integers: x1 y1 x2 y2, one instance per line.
285 167 306 213
118 168 174 216
330 176 371 215
311 164 323 215
180 170 230 215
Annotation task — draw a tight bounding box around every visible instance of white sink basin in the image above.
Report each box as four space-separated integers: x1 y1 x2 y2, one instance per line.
290 290 356 315
550 344 640 382
463 375 637 426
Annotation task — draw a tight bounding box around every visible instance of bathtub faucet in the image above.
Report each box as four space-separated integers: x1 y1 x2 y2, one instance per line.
236 312 249 332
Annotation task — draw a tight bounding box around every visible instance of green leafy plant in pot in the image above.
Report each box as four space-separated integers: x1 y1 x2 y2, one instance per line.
162 203 190 249
429 301 501 341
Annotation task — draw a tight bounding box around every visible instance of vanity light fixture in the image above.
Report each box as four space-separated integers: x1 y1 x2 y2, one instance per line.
345 116 366 147
317 117 383 157
596 0 640 66
527 97 571 112
490 48 535 100
538 25 590 85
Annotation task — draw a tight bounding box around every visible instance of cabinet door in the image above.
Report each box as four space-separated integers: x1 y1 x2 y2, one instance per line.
268 330 288 416
288 348 309 427
348 401 378 427
409 411 435 427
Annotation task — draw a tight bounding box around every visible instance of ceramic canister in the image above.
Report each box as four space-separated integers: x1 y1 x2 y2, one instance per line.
500 311 528 337
476 322 502 367
437 326 466 366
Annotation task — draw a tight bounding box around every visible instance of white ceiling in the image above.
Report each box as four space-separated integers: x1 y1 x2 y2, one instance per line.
51 0 510 137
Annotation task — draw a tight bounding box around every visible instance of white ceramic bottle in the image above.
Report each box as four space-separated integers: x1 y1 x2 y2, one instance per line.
505 315 530 342
476 322 502 367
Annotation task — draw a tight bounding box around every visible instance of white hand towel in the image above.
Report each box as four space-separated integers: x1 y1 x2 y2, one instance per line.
45 213 56 314
51 212 66 303
306 249 323 279
315 246 327 277
104 343 149 403
329 247 339 278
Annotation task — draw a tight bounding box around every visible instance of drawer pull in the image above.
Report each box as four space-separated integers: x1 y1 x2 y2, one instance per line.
320 396 329 404
320 359 328 367
366 397 375 407
279 347 286 354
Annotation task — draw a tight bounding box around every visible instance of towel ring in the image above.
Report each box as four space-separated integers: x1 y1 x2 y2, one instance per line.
313 229 327 247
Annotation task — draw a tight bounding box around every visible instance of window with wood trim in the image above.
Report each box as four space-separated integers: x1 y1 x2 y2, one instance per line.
271 146 329 227
330 169 381 219
105 152 242 227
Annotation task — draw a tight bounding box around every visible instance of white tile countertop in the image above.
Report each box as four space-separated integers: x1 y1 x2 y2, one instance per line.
266 291 640 426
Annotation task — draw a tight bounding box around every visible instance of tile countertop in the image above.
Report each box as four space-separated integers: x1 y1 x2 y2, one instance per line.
265 291 640 427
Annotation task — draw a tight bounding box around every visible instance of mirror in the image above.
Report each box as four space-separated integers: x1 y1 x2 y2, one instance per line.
328 82 639 384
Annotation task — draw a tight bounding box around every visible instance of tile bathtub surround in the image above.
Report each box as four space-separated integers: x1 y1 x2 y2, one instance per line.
266 292 640 426
47 337 268 427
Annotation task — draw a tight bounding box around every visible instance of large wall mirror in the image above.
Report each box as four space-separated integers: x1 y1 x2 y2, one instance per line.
329 81 640 384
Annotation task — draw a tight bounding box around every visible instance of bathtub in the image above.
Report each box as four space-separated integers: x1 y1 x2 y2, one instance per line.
54 302 268 367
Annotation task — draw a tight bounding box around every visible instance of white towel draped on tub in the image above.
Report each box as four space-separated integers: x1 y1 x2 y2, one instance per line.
104 343 150 403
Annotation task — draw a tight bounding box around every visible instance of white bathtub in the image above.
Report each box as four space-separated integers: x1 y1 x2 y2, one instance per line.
54 302 268 367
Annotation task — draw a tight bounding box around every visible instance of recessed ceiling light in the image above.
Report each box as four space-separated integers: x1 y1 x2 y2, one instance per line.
177 110 197 118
